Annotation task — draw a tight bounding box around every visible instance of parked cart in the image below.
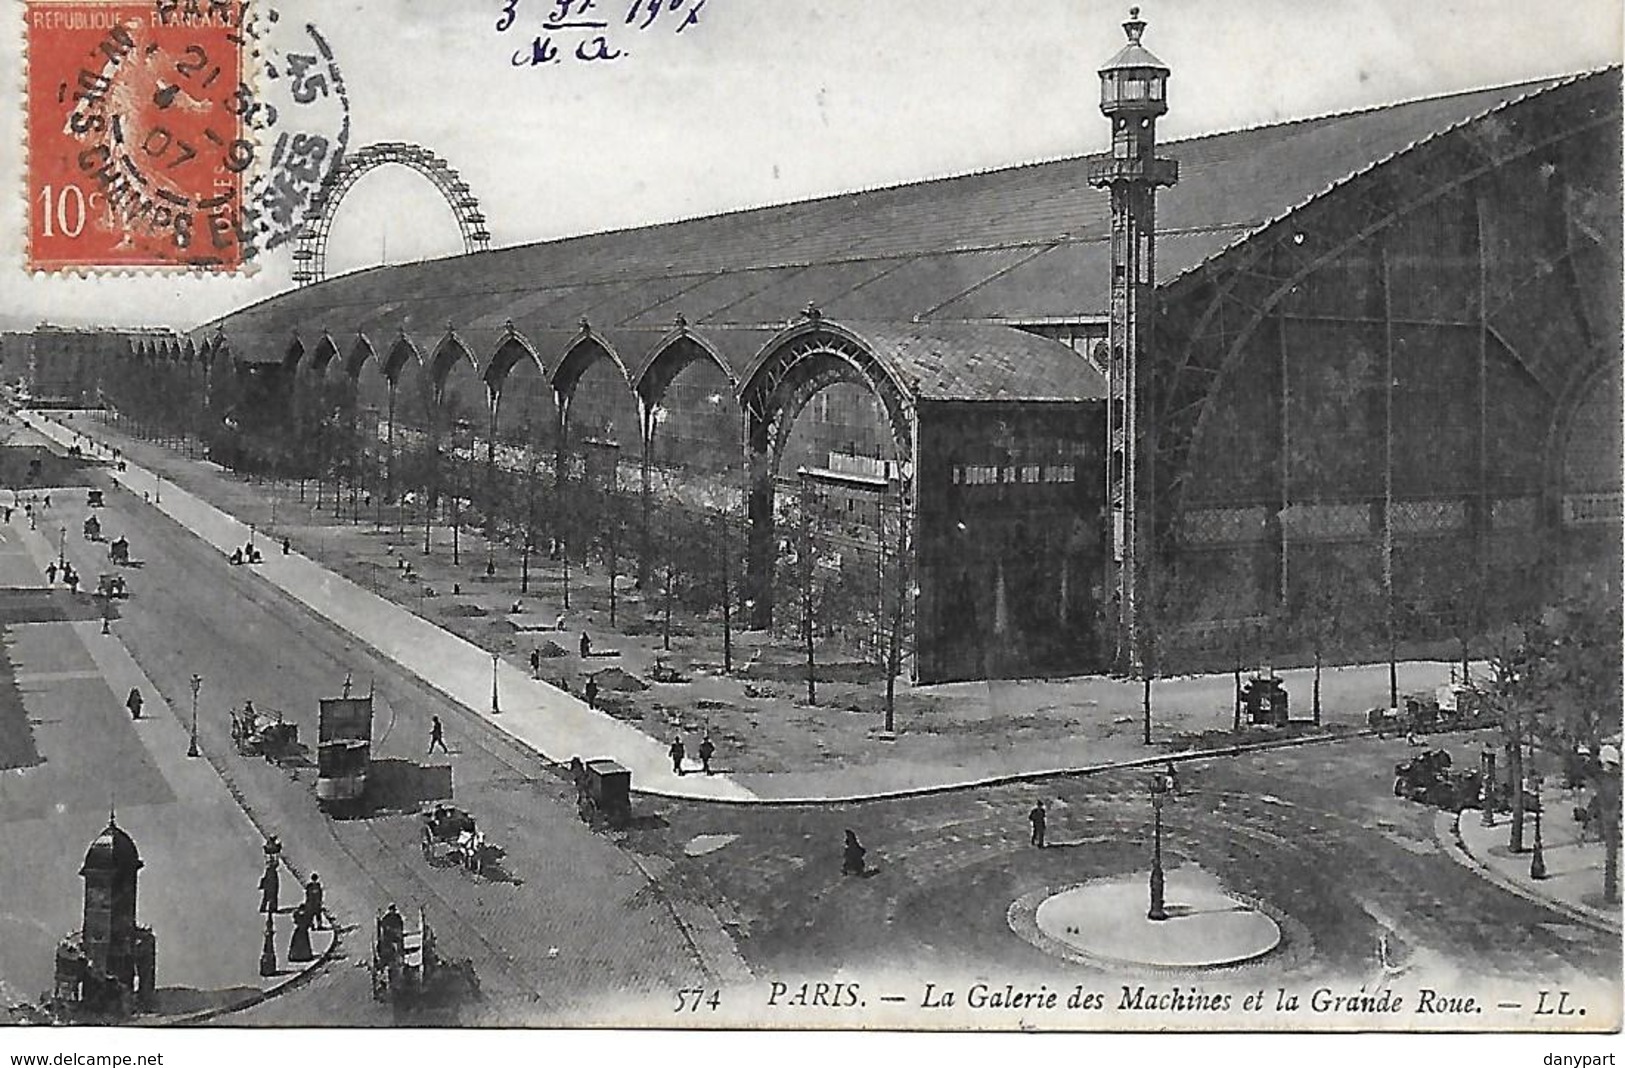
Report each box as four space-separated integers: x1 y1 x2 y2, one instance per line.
369 905 479 1008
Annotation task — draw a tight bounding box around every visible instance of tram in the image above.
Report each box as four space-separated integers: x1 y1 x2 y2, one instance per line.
317 677 373 813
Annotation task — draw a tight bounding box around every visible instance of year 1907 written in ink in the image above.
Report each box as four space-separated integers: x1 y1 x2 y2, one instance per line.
499 0 708 68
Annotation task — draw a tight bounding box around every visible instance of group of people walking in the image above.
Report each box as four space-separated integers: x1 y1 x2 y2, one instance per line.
668 734 718 776
44 559 79 592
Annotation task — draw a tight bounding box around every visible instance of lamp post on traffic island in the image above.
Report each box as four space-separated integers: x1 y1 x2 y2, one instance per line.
1529 746 1547 880
1148 770 1170 921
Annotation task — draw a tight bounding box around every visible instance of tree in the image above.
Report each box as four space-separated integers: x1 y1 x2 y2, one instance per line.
1135 565 1194 746
1286 550 1382 727
879 501 913 734
1483 595 1620 879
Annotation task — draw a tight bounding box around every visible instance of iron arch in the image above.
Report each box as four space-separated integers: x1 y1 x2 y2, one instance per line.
344 334 376 380
484 328 550 390
636 330 737 409
1164 100 1620 525
282 336 306 374
553 331 633 398
383 333 424 385
1544 344 1623 496
739 323 915 483
428 331 481 398
291 142 492 287
308 333 341 376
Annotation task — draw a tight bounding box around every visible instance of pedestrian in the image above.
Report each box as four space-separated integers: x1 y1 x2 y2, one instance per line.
3 507 11 522
529 648 541 678
1162 762 1179 794
428 715 448 754
842 830 867 876
64 570 78 593
555 612 566 632
43 493 50 510
579 631 591 658
126 687 143 720
303 873 329 930
45 561 57 584
699 735 716 775
281 536 291 556
584 676 599 709
379 904 405 964
259 860 280 914
1029 800 1047 848
669 736 685 776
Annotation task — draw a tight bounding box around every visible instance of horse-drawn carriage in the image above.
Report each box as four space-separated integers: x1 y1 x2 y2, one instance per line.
1370 680 1495 738
231 702 300 762
419 804 498 874
108 537 129 566
1393 749 1483 811
369 905 479 1007
94 573 127 600
81 515 100 541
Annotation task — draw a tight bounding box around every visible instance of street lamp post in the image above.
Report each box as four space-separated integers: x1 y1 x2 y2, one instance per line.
490 653 501 714
1148 771 1170 921
187 673 201 758
1480 743 1496 827
1530 746 1547 880
57 525 66 568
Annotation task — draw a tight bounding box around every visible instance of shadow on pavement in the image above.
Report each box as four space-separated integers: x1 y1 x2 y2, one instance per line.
354 758 454 816
149 984 264 1016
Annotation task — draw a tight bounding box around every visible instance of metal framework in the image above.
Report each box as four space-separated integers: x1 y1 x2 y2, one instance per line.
292 142 492 286
1147 75 1620 644
740 326 916 630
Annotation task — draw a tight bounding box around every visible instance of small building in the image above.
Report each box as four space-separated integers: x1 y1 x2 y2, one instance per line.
51 815 157 1016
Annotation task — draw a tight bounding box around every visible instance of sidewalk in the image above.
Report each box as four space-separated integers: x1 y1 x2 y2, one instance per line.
27 411 1471 804
1447 789 1621 934
0 509 332 1018
24 412 755 802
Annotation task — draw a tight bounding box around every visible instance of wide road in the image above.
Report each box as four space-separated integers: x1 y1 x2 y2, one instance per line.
626 734 1620 1025
75 457 716 1025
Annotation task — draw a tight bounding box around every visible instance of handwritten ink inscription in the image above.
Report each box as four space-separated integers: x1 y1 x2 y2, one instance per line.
499 0 707 68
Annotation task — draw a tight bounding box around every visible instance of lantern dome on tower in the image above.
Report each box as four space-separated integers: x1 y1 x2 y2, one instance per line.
81 815 143 875
1101 8 1168 73
1098 8 1170 117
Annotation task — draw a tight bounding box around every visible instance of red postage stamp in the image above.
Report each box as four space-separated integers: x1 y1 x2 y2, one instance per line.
25 0 250 271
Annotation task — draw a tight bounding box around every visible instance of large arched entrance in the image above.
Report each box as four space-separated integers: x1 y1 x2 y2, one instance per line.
739 322 915 632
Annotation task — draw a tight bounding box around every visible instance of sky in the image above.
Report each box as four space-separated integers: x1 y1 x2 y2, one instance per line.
0 0 1619 329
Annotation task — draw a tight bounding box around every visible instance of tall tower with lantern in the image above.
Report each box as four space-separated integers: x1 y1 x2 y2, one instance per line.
1087 7 1178 672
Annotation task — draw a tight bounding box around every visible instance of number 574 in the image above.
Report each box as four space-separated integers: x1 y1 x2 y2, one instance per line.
673 988 720 1012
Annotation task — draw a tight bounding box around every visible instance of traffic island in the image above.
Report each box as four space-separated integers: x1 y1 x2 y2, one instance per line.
1010 865 1282 971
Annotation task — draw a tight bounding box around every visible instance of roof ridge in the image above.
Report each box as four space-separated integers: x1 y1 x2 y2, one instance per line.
1161 67 1617 288
458 70 1607 260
